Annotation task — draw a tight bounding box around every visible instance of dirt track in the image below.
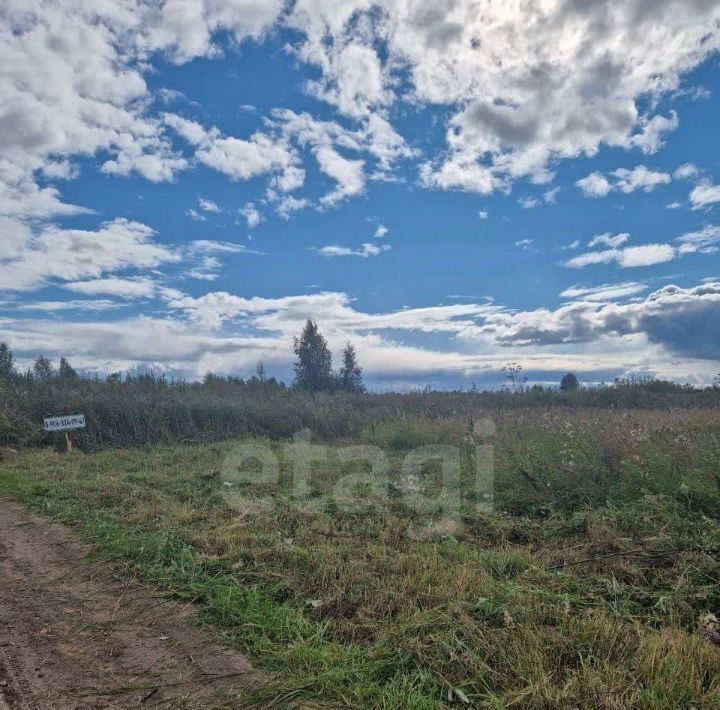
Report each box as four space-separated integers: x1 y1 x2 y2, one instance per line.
0 500 255 709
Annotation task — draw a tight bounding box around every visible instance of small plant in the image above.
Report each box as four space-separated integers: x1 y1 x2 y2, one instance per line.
502 362 527 393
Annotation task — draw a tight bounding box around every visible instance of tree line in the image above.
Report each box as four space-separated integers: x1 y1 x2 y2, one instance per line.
2 327 719 395
0 320 364 394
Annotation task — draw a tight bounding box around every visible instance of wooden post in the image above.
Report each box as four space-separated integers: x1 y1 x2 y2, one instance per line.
65 431 72 453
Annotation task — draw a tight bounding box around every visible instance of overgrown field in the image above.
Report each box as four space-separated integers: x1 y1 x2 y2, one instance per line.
2 407 720 708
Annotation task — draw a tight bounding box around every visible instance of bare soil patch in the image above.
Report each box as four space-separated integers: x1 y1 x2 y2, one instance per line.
0 500 256 709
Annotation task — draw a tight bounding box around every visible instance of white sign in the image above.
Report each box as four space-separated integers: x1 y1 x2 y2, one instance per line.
44 414 86 432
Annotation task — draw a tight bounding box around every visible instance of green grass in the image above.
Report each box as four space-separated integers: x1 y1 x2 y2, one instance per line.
2 408 720 708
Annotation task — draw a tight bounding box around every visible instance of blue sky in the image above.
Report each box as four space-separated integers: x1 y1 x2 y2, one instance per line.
2 1 720 389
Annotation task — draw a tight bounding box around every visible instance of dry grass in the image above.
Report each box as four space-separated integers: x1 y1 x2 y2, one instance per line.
1 407 720 708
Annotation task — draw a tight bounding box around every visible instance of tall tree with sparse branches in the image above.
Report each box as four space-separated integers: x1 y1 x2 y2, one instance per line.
0 342 15 379
58 357 78 380
293 320 334 393
339 341 364 393
33 356 54 381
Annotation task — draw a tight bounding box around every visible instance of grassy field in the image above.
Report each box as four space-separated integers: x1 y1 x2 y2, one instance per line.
2 407 720 708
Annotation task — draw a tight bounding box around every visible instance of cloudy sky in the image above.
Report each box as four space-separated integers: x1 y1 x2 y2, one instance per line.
2 0 720 389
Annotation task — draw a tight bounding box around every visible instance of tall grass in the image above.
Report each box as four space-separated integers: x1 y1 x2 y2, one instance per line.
2 372 719 450
1 406 720 707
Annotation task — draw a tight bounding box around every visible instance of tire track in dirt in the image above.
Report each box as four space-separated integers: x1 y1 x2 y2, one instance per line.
0 500 257 709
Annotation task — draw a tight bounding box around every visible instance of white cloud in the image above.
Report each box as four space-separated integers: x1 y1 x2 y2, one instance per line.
16 299 125 313
2 0 719 226
189 240 257 254
196 131 296 181
576 172 612 198
0 218 179 292
566 243 675 269
166 109 413 212
301 41 393 119
674 163 699 180
145 0 284 63
515 239 533 250
65 277 158 299
544 187 560 204
666 201 683 209
612 166 671 193
676 225 720 254
478 210 488 220
7 280 720 384
285 2 718 191
315 243 391 258
374 224 389 239
315 147 365 206
270 166 306 193
689 181 720 209
560 282 648 302
578 166 671 197
617 244 676 268
588 233 630 249
420 159 498 194
198 198 221 212
519 197 539 209
274 195 310 219
187 208 207 221
239 202 262 229
629 112 679 154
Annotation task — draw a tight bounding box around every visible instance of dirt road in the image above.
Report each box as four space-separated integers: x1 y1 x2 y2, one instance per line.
0 500 255 709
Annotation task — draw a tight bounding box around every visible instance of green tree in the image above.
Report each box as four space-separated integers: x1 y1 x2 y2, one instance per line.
0 342 15 378
560 373 580 391
33 356 54 381
58 357 78 379
293 320 333 393
339 341 364 393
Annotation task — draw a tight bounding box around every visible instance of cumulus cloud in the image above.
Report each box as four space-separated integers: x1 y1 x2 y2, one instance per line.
3 0 720 224
315 147 366 206
612 166 672 193
165 109 413 209
576 172 612 198
676 225 720 254
689 181 720 209
374 224 389 239
6 280 720 384
274 195 310 219
566 243 676 269
566 226 720 270
480 281 720 361
164 115 299 182
286 1 718 190
239 202 263 229
674 163 699 180
0 218 179 292
198 198 221 212
577 166 671 197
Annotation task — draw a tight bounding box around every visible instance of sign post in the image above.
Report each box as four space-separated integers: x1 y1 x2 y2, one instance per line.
43 414 86 453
